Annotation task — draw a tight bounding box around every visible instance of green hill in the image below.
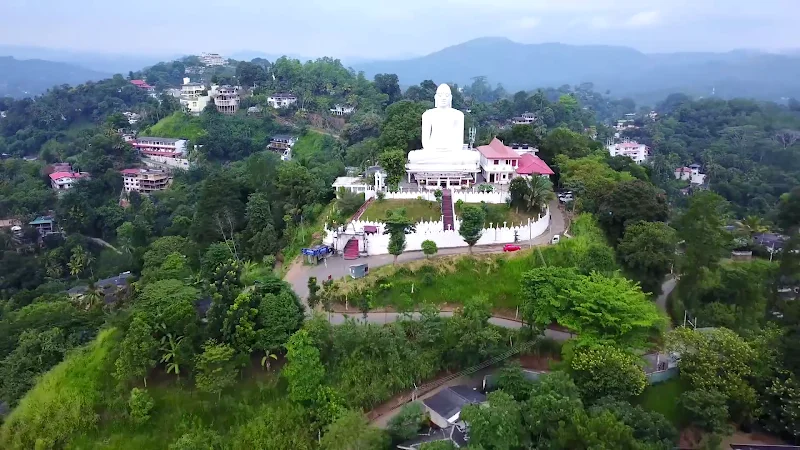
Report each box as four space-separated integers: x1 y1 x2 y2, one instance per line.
142 112 206 141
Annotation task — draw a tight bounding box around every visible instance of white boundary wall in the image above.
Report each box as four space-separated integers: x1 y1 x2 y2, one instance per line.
365 189 509 204
324 208 550 256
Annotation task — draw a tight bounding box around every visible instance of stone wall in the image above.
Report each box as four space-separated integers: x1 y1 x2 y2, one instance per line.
324 209 550 256
364 188 509 204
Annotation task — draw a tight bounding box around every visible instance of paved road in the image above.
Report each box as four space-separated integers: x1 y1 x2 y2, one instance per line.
657 277 677 311
284 200 566 299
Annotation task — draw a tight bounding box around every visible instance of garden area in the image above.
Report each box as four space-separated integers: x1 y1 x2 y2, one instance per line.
455 201 539 226
360 199 442 223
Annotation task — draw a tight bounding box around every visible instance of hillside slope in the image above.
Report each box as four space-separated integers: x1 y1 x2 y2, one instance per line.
354 37 800 103
0 56 110 98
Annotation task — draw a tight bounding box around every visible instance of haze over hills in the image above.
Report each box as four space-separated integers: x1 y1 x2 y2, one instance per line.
353 37 800 104
0 45 178 75
0 56 111 98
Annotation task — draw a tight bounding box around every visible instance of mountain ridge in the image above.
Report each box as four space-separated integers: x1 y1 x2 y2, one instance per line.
0 56 111 98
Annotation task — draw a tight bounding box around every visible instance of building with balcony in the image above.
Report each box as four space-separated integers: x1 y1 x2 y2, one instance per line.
476 138 521 184
511 112 536 125
121 168 173 193
268 135 298 161
49 171 90 191
179 78 210 115
212 85 239 114
607 140 650 164
675 164 706 185
267 93 297 109
200 53 226 66
132 137 190 169
330 104 355 116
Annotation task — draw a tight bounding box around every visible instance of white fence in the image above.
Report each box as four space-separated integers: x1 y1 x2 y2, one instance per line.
324 209 550 256
364 189 509 205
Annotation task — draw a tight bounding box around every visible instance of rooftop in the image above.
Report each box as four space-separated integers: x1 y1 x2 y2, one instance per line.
136 136 183 143
49 171 89 181
130 80 153 89
477 138 521 159
517 153 554 176
271 134 297 141
269 93 296 98
29 216 54 225
422 385 486 422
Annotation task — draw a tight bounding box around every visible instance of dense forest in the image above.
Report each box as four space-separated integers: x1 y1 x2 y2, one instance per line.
0 52 799 449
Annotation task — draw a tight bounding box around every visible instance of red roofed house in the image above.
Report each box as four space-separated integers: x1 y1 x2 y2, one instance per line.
130 80 154 92
49 171 89 191
476 138 553 184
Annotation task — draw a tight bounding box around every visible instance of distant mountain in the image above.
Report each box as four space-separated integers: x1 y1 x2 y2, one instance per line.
0 45 178 75
354 37 800 104
0 57 110 98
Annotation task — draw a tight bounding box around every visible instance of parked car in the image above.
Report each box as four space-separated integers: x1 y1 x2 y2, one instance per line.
503 244 522 252
551 235 560 244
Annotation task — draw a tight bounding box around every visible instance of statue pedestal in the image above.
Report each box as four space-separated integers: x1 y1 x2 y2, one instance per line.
405 148 481 189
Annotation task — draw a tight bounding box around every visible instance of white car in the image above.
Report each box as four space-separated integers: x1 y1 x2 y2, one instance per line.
551 235 560 244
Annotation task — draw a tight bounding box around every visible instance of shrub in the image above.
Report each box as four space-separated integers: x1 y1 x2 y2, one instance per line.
388 403 427 441
377 191 386 202
421 240 438 258
434 189 443 202
568 343 646 400
128 388 155 425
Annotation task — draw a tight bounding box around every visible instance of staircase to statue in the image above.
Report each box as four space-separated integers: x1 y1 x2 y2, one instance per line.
441 189 455 231
343 238 360 260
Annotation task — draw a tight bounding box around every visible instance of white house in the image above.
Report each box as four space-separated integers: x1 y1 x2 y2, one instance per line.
330 104 355 116
122 112 140 125
267 93 297 109
132 137 191 169
49 171 89 191
268 135 298 161
200 53 226 66
511 112 536 125
212 85 239 115
675 164 706 185
607 141 650 164
476 138 521 184
121 168 172 194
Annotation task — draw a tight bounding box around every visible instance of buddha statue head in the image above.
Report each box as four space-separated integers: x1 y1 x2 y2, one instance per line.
434 83 453 109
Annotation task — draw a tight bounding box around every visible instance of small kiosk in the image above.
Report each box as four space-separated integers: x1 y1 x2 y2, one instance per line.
302 244 333 265
349 263 369 279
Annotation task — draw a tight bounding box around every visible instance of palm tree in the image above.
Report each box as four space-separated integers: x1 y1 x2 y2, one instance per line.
523 176 556 217
82 283 104 311
261 352 278 371
735 215 768 239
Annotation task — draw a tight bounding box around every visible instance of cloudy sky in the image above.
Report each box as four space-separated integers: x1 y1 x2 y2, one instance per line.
2 0 799 59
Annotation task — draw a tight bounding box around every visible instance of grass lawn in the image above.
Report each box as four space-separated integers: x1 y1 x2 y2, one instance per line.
143 112 205 141
637 377 687 427
456 202 538 227
361 199 442 223
291 130 331 162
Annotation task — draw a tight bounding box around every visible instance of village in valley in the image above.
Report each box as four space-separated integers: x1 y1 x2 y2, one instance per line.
1 29 800 450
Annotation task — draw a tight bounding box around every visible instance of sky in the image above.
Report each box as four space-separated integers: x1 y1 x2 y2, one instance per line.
2 0 799 60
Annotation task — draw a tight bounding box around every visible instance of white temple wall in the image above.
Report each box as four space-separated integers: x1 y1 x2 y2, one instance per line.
371 189 509 204
323 209 550 256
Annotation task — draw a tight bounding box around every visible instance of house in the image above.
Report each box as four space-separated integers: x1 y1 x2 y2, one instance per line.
476 138 553 184
267 93 297 109
511 112 536 125
674 164 706 185
122 111 140 125
396 425 468 449
421 385 486 429
49 171 90 191
247 106 262 114
132 137 190 169
211 85 239 114
29 216 54 235
476 138 521 184
179 78 209 115
200 52 226 66
268 134 298 161
607 141 650 164
67 272 134 304
121 168 172 193
130 79 154 92
330 104 355 116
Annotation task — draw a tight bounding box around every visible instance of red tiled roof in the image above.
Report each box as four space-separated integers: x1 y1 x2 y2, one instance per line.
675 167 692 173
476 138 520 159
49 171 88 181
516 153 554 176
130 80 153 89
120 168 141 175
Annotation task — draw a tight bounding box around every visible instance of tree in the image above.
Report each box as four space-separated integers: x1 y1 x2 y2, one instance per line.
320 410 388 450
421 240 438 259
523 372 584 446
495 364 536 402
617 221 678 293
778 187 800 231
374 73 402 104
568 343 647 400
734 215 768 239
460 390 523 450
378 148 406 192
387 403 427 441
459 205 485 253
597 180 669 243
676 191 731 274
128 388 155 425
229 401 315 450
521 267 665 347
379 100 428 150
384 209 416 263
284 329 325 404
67 245 93 279
307 277 321 309
679 389 730 434
82 283 104 311
115 315 158 387
194 340 239 400
590 399 678 449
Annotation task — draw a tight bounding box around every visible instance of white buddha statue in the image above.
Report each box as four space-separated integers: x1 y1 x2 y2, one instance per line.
407 84 479 169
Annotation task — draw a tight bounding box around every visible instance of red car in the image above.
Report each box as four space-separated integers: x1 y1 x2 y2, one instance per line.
503 244 522 252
